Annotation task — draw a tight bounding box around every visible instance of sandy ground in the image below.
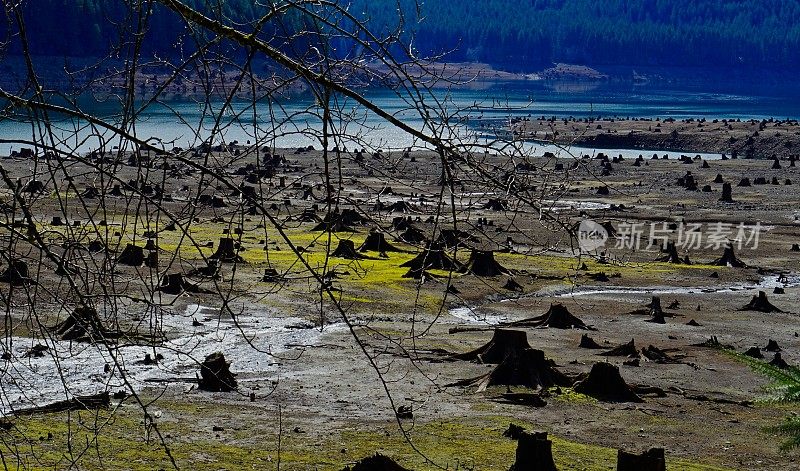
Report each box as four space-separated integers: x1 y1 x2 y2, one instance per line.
1 142 800 469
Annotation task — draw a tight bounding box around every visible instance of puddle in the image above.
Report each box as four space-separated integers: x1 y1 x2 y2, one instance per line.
0 304 344 415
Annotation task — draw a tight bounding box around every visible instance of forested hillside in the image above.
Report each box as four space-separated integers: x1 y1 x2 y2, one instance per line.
6 0 800 70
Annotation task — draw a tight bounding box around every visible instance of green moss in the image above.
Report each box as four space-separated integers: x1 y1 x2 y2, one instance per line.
0 410 734 470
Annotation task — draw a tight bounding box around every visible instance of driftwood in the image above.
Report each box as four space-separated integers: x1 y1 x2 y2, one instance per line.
10 392 110 415
573 362 643 403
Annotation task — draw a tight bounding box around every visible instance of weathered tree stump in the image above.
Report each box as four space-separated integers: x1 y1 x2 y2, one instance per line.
509 430 558 471
453 329 533 363
711 244 747 267
198 352 237 392
507 303 589 329
343 453 410 471
461 250 511 277
719 182 734 202
360 231 402 252
400 242 462 272
770 352 790 369
332 240 368 260
599 339 638 357
655 241 688 264
741 291 783 313
51 305 115 342
117 244 145 266
503 278 524 292
579 334 603 349
453 348 572 392
574 362 643 403
0 260 31 286
158 273 211 295
210 238 244 263
617 447 665 471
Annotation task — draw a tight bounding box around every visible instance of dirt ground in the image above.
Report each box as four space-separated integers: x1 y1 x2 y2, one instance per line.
2 142 800 470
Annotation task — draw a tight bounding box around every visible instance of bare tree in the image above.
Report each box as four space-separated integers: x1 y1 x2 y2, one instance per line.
0 1 582 468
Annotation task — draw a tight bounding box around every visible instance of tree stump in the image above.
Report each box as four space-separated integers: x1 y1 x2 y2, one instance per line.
400 242 462 272
719 182 733 202
51 305 113 342
509 431 558 471
359 231 402 252
507 303 589 329
579 334 603 349
461 250 511 277
711 244 746 267
332 240 368 259
453 329 533 363
0 260 31 286
117 244 145 266
343 453 410 471
741 291 783 313
574 362 643 403
198 352 237 392
617 447 665 471
599 339 638 357
453 348 571 392
210 238 244 263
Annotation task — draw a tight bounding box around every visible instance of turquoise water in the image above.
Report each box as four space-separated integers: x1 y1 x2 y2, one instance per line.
1 77 798 156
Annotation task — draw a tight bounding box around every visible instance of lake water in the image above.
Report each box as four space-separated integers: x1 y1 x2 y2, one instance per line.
1 75 799 157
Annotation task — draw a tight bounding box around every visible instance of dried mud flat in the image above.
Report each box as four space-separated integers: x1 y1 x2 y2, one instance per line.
2 144 800 470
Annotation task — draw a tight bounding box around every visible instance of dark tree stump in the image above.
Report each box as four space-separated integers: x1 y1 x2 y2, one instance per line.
452 348 572 392
51 305 117 342
713 174 724 183
210 238 244 263
741 291 783 313
507 303 589 329
343 453 410 471
0 260 31 286
158 273 211 295
400 242 463 272
332 240 368 260
198 352 237 392
655 241 688 264
461 250 511 277
579 334 603 349
509 431 558 471
503 278 524 292
599 339 638 357
453 329 533 363
719 182 734 202
359 231 402 252
117 244 145 266
711 244 746 268
574 362 643 403
617 447 665 471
